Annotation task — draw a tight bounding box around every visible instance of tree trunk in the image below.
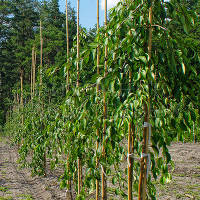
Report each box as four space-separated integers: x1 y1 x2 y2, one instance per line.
128 71 135 200
102 0 107 199
20 68 24 124
138 1 153 199
77 0 82 195
66 0 70 92
96 0 100 199
39 20 43 98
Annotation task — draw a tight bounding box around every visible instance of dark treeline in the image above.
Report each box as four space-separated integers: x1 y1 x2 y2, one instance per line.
0 0 95 127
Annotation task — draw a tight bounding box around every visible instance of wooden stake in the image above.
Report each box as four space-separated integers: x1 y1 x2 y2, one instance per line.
96 1 100 199
138 1 153 199
33 48 36 97
20 68 24 124
128 71 135 200
17 93 20 109
65 2 72 198
31 47 34 100
39 20 43 98
77 0 82 195
77 0 80 88
102 0 107 199
193 122 195 143
66 0 70 92
39 20 46 176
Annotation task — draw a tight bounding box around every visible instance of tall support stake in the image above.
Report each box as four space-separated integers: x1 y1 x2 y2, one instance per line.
96 0 100 199
77 0 82 195
102 0 107 199
77 0 80 88
17 92 20 111
138 1 153 199
20 68 24 124
66 0 70 92
39 20 43 98
128 71 135 200
65 2 72 198
193 122 195 143
31 46 34 100
33 47 36 97
40 20 46 176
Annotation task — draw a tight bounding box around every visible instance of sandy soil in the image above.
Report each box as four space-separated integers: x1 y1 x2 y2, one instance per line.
0 137 199 200
0 138 68 200
156 142 200 200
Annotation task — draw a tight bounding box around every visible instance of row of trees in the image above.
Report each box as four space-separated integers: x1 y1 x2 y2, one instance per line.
0 0 78 127
1 0 200 199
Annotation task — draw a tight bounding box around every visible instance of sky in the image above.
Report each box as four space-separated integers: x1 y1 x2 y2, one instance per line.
59 0 120 29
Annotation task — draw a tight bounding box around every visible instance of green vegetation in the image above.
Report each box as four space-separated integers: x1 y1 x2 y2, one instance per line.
0 187 8 192
0 197 13 200
0 0 199 199
16 194 33 200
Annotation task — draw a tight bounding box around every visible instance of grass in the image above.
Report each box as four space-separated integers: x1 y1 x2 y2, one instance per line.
17 194 33 200
0 196 13 200
173 173 185 177
0 187 8 192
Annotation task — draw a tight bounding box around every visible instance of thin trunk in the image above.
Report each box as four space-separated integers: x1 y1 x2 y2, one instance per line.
102 0 107 199
40 20 46 176
39 20 43 98
33 49 36 97
13 94 17 111
138 104 149 200
96 1 100 199
77 0 82 195
193 122 195 143
77 0 80 88
66 0 70 92
65 2 72 199
138 1 153 199
128 71 134 200
20 68 24 124
31 47 34 100
17 93 20 112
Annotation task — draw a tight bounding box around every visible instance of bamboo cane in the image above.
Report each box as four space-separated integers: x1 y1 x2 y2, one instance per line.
102 0 107 199
33 48 36 97
77 0 82 195
138 1 153 199
193 122 195 143
77 0 80 88
17 92 19 110
65 1 72 198
66 0 70 92
128 71 135 200
20 68 24 124
39 20 46 176
31 47 34 100
96 0 100 199
39 20 43 98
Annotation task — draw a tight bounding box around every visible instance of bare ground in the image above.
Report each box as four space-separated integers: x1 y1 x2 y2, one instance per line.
0 137 67 200
0 136 199 200
156 142 200 200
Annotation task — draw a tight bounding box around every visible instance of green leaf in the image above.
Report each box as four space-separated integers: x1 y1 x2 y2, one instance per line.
182 62 186 74
112 177 117 185
139 56 147 64
179 120 187 131
190 110 196 122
